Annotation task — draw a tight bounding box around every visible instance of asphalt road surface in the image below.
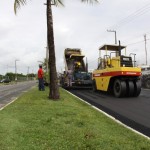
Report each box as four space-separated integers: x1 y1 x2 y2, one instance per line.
68 88 150 137
0 81 37 109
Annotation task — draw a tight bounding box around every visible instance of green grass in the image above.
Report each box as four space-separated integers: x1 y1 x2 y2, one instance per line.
0 87 150 150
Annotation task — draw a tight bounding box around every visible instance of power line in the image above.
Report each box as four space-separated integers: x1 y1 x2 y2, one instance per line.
127 40 145 46
123 30 150 43
109 2 150 29
127 39 150 46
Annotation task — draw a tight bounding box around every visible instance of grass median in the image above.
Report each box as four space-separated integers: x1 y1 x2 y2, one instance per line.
0 87 150 150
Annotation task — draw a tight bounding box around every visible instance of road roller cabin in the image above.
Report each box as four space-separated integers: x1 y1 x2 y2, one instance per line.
92 42 141 98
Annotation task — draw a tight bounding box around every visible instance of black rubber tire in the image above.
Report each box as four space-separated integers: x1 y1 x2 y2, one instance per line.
145 79 150 89
113 79 126 98
133 80 141 97
126 81 134 97
92 80 97 92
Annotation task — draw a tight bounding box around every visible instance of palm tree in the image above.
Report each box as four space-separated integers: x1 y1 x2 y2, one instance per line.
14 0 99 100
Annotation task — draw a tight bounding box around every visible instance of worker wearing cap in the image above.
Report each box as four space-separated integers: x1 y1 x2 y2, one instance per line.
74 61 81 71
38 64 45 91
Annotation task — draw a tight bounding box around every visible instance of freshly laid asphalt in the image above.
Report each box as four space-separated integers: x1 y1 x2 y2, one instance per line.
0 81 37 109
69 88 150 137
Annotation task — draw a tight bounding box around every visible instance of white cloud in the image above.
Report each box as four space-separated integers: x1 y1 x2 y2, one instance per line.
0 0 150 75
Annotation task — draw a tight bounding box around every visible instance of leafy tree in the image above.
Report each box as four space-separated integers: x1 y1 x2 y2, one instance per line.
28 73 36 78
14 0 99 99
0 74 3 80
5 72 15 81
5 72 27 81
41 58 48 73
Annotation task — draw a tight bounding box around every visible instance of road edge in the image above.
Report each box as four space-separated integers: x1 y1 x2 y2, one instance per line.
63 88 150 140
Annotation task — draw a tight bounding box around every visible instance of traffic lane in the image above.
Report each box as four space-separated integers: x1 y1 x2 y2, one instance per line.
95 91 150 127
69 89 150 136
70 89 150 127
0 81 37 109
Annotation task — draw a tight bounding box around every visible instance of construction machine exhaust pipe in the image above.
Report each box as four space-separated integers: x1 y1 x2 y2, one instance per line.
119 40 121 56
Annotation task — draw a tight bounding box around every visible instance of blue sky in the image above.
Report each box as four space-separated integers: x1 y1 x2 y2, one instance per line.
0 0 150 75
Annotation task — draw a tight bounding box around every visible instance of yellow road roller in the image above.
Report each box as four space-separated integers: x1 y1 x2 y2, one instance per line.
92 42 141 97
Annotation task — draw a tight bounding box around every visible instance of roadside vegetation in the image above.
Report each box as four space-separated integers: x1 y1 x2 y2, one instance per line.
0 73 36 83
0 87 150 150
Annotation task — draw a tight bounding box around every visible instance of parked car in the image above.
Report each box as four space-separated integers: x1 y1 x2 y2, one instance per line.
0 78 11 83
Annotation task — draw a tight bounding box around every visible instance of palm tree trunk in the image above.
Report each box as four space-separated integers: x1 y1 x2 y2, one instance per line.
47 0 60 99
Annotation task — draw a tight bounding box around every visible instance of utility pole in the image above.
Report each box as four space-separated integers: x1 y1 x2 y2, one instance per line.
144 34 148 65
7 65 8 73
32 68 34 80
15 59 19 81
27 66 29 80
107 29 117 44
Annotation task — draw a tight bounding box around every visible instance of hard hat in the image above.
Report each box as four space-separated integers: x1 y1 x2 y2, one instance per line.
77 62 81 65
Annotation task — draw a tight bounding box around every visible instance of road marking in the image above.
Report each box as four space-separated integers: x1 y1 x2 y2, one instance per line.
0 84 36 111
0 97 18 111
22 91 28 93
63 88 150 140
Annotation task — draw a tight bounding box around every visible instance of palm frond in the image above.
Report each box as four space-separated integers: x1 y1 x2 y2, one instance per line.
53 0 64 7
14 0 26 14
81 0 99 4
